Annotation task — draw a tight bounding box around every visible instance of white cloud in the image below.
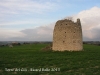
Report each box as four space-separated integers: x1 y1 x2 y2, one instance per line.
0 0 58 16
0 28 26 40
19 6 100 41
73 6 100 41
19 23 55 41
0 0 59 29
1 6 100 41
0 19 48 26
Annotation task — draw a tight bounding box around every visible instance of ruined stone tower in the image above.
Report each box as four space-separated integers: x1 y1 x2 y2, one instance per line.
52 18 83 51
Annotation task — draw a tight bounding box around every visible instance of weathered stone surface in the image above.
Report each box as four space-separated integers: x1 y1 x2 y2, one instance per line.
52 19 83 51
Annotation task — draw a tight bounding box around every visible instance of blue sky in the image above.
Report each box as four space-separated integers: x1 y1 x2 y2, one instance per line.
0 0 100 41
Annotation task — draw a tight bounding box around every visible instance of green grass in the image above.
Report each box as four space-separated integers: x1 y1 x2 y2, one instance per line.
0 44 100 75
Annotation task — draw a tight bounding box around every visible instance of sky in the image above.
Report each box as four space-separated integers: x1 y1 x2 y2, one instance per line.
0 0 100 41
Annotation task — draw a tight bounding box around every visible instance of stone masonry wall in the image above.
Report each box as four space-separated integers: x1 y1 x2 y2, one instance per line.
52 19 83 51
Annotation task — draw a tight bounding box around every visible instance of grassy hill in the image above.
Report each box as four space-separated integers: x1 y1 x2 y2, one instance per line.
0 44 100 75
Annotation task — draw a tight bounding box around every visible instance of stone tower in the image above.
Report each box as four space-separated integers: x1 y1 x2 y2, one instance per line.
52 18 83 51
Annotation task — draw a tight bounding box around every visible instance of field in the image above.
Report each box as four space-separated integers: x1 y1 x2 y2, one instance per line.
0 44 100 75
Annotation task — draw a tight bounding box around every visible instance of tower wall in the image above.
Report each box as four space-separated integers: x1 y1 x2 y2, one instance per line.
52 19 83 51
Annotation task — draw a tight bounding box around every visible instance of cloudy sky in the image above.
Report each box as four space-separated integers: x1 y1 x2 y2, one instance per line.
0 0 100 41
